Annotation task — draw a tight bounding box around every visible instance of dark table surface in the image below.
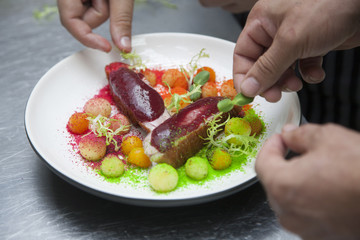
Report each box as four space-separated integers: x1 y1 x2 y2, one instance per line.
0 0 300 239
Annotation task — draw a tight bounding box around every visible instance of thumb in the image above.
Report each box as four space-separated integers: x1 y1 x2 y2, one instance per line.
239 30 299 97
298 56 326 84
110 0 134 52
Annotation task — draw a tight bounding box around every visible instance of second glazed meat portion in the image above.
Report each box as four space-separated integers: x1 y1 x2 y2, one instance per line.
144 97 242 168
109 67 170 132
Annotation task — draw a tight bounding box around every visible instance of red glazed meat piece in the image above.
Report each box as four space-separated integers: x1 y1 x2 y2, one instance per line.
105 62 129 80
109 67 169 132
144 97 242 168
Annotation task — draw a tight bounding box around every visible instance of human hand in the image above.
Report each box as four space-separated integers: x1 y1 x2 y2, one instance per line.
198 0 257 13
58 0 134 52
233 0 360 102
256 123 360 239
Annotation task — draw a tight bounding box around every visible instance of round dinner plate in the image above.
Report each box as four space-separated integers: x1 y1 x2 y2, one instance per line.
25 33 301 207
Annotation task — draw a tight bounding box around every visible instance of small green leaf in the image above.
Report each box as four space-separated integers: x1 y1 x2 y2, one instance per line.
189 84 203 101
232 93 254 106
217 99 234 112
193 70 210 86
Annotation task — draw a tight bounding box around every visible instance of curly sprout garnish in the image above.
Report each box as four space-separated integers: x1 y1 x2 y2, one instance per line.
86 114 130 151
205 113 259 158
119 50 146 70
180 48 210 86
165 83 202 113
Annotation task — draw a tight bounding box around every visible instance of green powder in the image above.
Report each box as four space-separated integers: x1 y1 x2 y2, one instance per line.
98 166 149 188
98 146 250 192
176 149 248 189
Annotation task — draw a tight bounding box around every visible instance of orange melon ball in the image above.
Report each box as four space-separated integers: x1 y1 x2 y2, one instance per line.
128 147 152 168
79 135 106 161
142 68 157 87
220 80 237 99
173 76 188 89
162 69 186 88
68 112 89 134
84 98 111 118
201 82 218 98
121 136 143 155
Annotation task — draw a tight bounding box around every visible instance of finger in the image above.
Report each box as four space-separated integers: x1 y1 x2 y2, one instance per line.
279 67 303 93
260 67 303 102
255 134 288 184
65 18 112 52
58 0 111 52
281 124 321 154
233 19 274 97
298 56 326 84
83 0 109 29
259 84 282 102
238 24 300 97
110 0 134 52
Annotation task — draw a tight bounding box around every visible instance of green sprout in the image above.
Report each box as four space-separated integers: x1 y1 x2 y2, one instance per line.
87 115 130 151
33 5 58 21
189 70 210 101
165 83 202 113
135 0 177 9
180 48 210 86
119 50 146 70
217 93 254 113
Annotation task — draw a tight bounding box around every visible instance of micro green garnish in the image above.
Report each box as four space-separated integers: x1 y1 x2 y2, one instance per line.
135 0 177 9
87 115 130 151
33 5 58 21
205 113 259 158
218 93 254 112
119 50 146 70
189 70 210 101
165 83 202 113
155 0 177 8
180 48 210 85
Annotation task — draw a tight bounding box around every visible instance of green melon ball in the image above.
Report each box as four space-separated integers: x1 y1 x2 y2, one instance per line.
185 157 208 180
224 117 252 145
100 154 125 178
148 163 178 193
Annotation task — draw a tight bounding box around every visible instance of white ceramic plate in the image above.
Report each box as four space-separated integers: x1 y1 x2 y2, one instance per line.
25 33 301 207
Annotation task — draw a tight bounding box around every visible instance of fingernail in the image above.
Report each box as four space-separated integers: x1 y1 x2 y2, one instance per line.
282 124 297 132
308 74 325 83
120 36 131 50
240 77 260 96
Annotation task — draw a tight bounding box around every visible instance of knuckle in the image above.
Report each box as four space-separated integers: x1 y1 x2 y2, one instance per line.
256 53 280 77
112 14 132 27
277 27 298 48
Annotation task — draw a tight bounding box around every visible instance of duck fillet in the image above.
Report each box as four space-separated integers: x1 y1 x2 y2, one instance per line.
109 67 170 132
144 97 242 168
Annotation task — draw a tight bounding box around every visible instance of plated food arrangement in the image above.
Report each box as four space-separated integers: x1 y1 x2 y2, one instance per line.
25 33 301 206
66 48 265 193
